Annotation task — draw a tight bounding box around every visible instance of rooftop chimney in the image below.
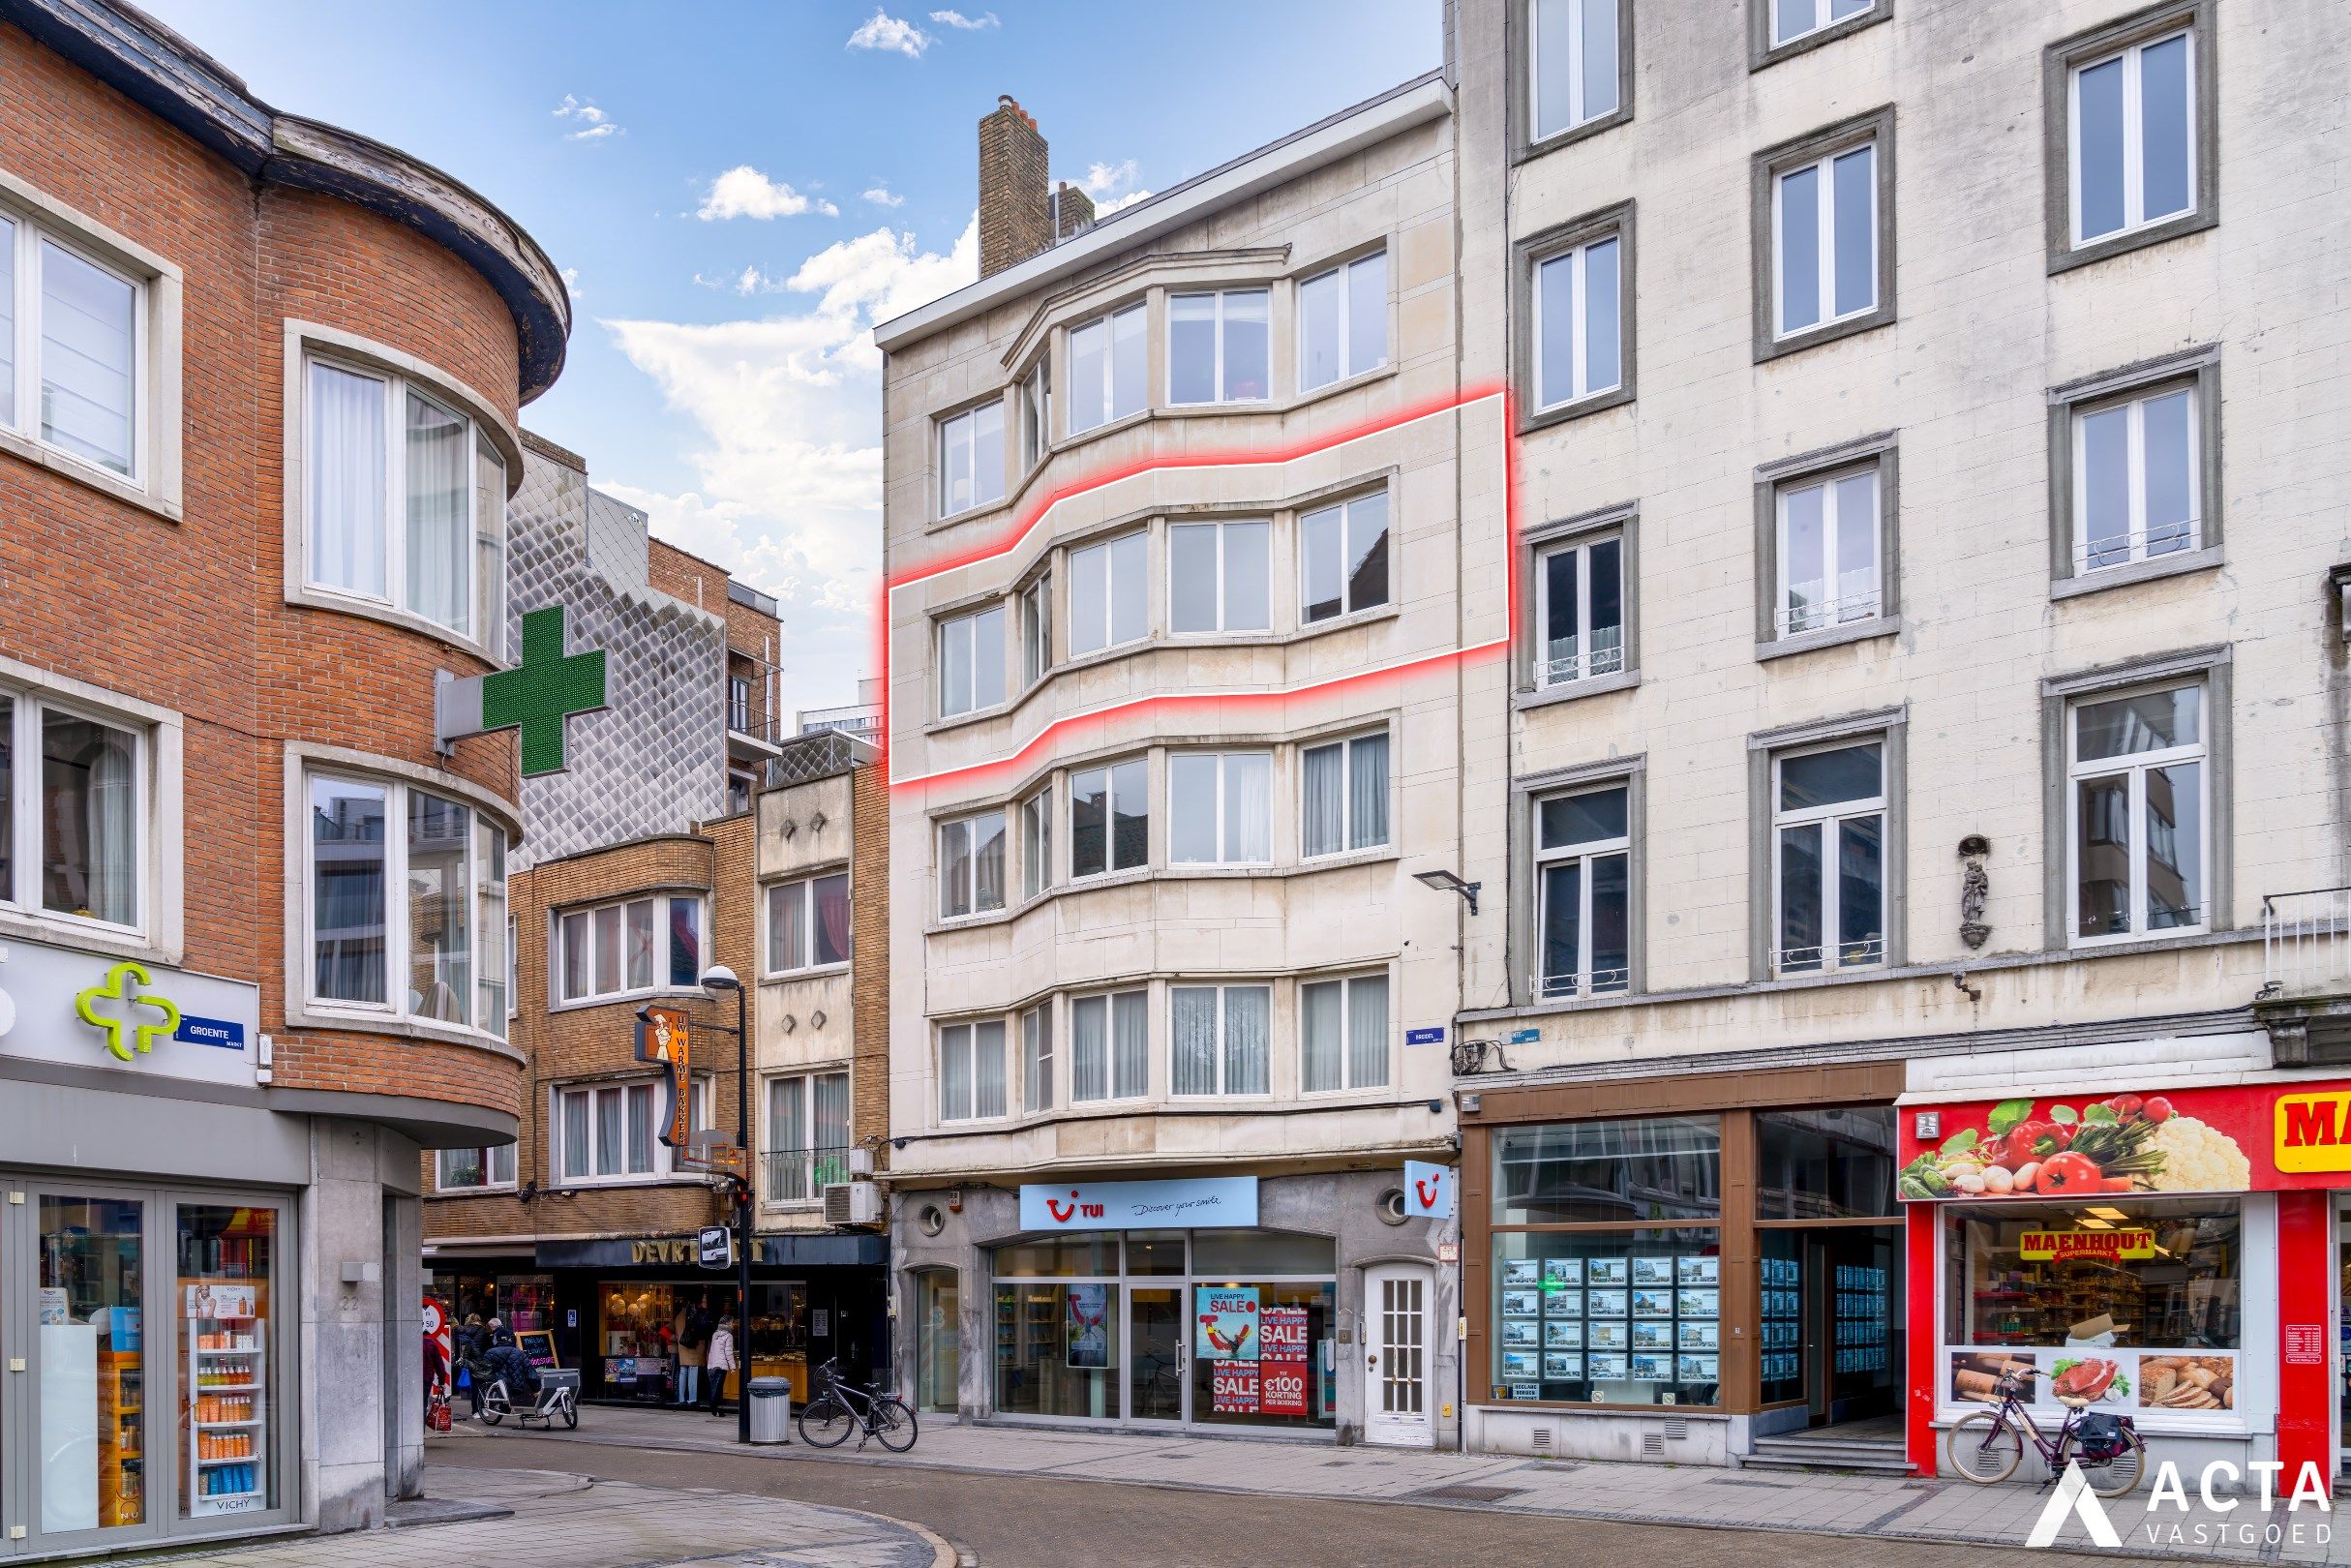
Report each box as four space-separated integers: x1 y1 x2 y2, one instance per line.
1054 180 1097 241
979 95 1053 278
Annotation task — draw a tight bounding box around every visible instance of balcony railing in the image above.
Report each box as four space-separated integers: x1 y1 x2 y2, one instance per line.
2263 888 2351 997
1535 967 1631 1001
764 1146 854 1206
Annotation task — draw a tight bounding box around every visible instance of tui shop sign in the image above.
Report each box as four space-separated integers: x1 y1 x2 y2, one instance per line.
0 933 258 1088
1018 1176 1258 1232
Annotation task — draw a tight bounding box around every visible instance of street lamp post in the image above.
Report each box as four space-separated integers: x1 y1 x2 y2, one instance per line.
702 964 752 1447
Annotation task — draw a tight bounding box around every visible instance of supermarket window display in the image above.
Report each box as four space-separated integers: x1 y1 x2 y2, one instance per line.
38 1195 146 1536
1491 1228 1723 1407
176 1204 277 1518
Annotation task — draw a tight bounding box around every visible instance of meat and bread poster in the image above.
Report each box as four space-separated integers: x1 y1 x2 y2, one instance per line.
1948 1347 2235 1414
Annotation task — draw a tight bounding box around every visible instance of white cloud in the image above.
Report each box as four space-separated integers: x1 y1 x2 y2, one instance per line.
559 266 584 299
601 216 980 701
847 8 930 56
1093 188 1155 216
692 264 791 296
861 184 906 208
553 94 622 141
928 8 999 28
1080 158 1141 198
695 166 839 221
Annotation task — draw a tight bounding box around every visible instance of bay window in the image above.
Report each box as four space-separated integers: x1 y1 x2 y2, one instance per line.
1168 752 1271 866
766 1070 852 1203
1169 520 1271 634
1301 972 1389 1093
938 603 1007 718
1534 533 1625 684
1301 732 1389 858
1168 287 1270 406
437 1144 516 1191
1069 531 1147 655
1020 356 1050 469
1020 574 1052 685
1070 759 1147 878
767 871 851 973
1020 787 1052 898
307 770 510 1037
939 808 1007 919
1298 251 1388 392
1069 303 1146 434
555 892 705 1004
1070 989 1148 1102
2069 682 2206 943
939 400 1006 517
303 355 506 646
1301 492 1390 623
0 690 145 931
1534 783 1631 999
939 1019 1008 1122
1170 983 1271 1097
1772 741 1886 975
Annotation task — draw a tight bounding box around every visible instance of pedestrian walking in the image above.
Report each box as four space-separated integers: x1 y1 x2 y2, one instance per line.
705 1313 738 1416
676 1297 709 1409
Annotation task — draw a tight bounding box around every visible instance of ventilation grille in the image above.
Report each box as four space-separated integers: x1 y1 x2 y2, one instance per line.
1531 1427 1552 1453
1665 1419 1690 1441
1643 1431 1665 1458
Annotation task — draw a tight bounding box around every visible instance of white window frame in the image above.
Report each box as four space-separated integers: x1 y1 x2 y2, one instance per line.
1773 465 1884 637
1771 0 1876 48
0 686 150 937
1166 287 1271 407
1068 303 1146 435
1168 981 1274 1099
5 216 149 483
1297 251 1389 392
1021 1001 1054 1113
1531 235 1623 410
1067 531 1148 656
1529 0 1621 140
1019 356 1051 470
1019 573 1052 686
2070 382 2201 575
2067 27 2197 249
937 603 1007 719
937 399 1006 518
2065 682 2210 948
553 892 707 1007
1300 972 1390 1094
1020 786 1053 899
765 870 852 975
302 768 511 1038
1301 731 1391 859
937 1019 1009 1123
1772 141 1878 341
764 1068 853 1205
436 1144 516 1192
1069 988 1149 1103
1069 759 1148 880
1300 492 1392 623
552 1077 695 1185
1533 532 1627 686
1532 785 1632 1000
1167 751 1273 866
938 808 1008 920
1167 519 1271 636
1769 741 1887 977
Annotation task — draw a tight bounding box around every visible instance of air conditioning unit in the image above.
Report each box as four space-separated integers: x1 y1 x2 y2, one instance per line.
824 1180 883 1227
847 1146 876 1178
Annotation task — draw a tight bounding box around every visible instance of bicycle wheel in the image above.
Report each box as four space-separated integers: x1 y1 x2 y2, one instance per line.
1944 1411 2023 1483
478 1383 506 1427
2086 1430 2147 1498
798 1394 855 1448
870 1398 919 1453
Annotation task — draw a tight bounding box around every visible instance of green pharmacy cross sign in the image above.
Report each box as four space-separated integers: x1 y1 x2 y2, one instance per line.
437 605 610 776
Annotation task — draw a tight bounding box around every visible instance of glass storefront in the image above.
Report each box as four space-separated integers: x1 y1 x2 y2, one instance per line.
587 1280 811 1402
39 1195 145 1533
915 1271 960 1413
990 1230 1337 1429
428 1269 554 1336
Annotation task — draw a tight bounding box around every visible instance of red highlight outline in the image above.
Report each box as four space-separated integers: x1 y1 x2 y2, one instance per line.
881 382 1518 792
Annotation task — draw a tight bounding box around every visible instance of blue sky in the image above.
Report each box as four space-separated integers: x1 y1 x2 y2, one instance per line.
141 1 1440 709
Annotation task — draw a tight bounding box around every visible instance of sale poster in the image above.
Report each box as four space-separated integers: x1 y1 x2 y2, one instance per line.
1258 1306 1309 1417
1196 1286 1261 1360
1212 1361 1260 1413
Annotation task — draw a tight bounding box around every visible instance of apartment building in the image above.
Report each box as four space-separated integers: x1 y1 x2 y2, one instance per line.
1447 0 2351 1487
0 0 568 1547
876 91 1474 1444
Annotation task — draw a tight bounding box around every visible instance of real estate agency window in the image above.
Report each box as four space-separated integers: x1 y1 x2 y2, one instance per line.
1534 783 1631 1000
1771 740 1886 976
1070 758 1147 878
1491 1116 1723 1406
2068 378 2201 576
1301 731 1389 859
1068 531 1147 656
1528 0 1622 143
0 687 146 932
939 808 1007 919
767 1070 851 1202
1759 112 1890 356
1532 225 1624 411
1170 982 1271 1097
2068 681 2206 944
1168 752 1271 866
556 892 704 1003
1168 287 1270 406
1299 251 1387 392
437 1143 516 1191
938 602 1007 718
1772 460 1884 637
2060 11 2206 260
2 213 143 479
1301 972 1388 1093
938 1018 1008 1122
767 870 850 973
1301 492 1390 623
939 399 1006 517
1169 519 1271 634
1070 989 1148 1101
304 354 506 646
308 771 510 1035
1069 303 1146 434
1534 530 1624 686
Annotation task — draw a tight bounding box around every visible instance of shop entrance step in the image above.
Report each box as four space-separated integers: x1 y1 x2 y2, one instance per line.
1736 1433 1914 1475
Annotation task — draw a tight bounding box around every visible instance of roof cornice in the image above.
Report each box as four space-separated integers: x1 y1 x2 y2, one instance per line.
3 0 572 401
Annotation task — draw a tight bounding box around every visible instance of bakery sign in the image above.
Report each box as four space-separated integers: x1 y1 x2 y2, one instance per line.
2017 1228 2156 1263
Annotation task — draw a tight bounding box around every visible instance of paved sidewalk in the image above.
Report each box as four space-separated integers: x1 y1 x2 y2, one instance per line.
447 1403 2343 1564
151 1462 953 1568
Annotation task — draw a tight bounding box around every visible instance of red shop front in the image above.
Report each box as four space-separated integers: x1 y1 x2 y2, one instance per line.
1898 1074 2351 1492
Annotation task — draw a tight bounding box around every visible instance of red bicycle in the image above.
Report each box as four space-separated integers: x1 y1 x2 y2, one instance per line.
1946 1371 2146 1496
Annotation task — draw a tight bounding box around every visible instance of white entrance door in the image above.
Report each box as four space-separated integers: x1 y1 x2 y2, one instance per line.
1363 1264 1433 1447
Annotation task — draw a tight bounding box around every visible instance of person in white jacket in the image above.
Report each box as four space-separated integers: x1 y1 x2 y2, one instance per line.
704 1314 738 1416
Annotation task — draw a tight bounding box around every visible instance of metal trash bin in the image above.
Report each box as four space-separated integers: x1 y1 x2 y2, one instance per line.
746 1376 792 1444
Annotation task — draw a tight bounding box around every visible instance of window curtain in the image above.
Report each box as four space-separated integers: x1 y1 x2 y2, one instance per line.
39 240 136 475
813 1071 852 1187
1303 744 1343 857
1112 990 1149 1098
771 883 805 970
624 899 654 990
815 873 852 963
1171 987 1218 1095
624 1083 652 1172
561 1092 589 1181
311 776 386 1004
1347 976 1391 1089
1350 735 1390 850
669 896 701 985
1227 754 1271 861
941 1029 972 1119
1224 986 1270 1096
595 1088 623 1175
974 1022 1008 1118
559 911 588 1001
308 363 385 596
406 391 469 634
1070 998 1106 1101
474 437 507 657
406 791 470 1022
1301 980 1341 1093
592 905 621 994
974 813 1007 910
41 712 136 926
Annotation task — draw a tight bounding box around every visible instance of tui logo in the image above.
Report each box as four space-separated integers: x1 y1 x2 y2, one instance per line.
1414 1172 1443 1212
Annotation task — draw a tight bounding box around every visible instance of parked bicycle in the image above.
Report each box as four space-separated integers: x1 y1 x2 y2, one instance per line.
796 1357 917 1451
1945 1370 2145 1496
